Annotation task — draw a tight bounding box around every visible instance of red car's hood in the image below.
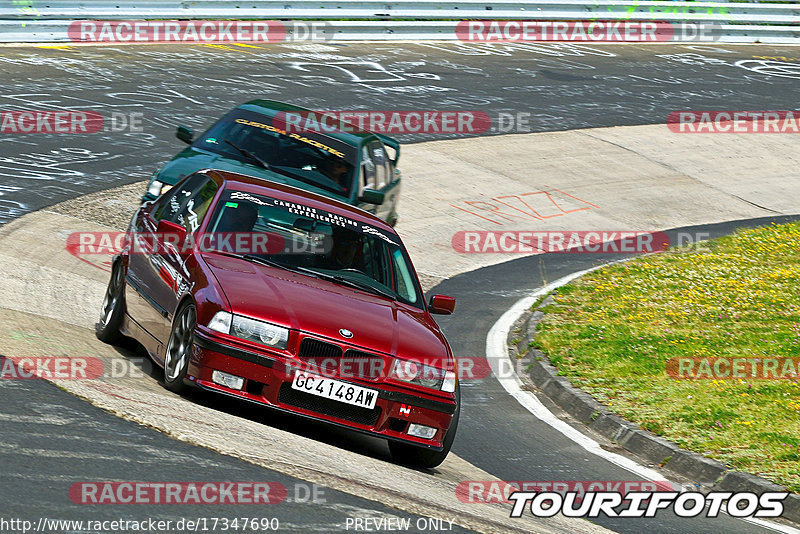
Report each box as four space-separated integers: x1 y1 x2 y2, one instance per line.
203 254 450 362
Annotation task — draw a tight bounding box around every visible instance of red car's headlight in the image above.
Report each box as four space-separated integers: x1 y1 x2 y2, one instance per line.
390 358 456 393
208 311 289 350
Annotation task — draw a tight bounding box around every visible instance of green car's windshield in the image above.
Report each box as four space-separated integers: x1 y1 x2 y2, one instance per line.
194 110 358 198
206 189 423 308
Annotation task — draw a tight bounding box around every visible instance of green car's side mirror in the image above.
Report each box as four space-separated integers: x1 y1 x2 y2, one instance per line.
176 126 194 144
359 188 385 206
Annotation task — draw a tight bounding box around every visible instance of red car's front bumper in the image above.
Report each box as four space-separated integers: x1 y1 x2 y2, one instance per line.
189 329 457 450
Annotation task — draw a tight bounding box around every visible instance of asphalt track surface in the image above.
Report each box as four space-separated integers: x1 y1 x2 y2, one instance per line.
0 373 472 533
1 41 800 224
437 216 800 534
2 42 800 533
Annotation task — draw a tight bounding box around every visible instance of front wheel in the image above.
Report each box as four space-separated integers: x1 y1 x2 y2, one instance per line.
163 302 196 394
96 261 126 344
389 387 460 469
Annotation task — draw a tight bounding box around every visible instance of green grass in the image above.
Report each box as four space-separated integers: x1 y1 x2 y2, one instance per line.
534 222 800 491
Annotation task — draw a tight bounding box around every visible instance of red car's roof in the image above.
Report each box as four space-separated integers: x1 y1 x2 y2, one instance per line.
207 168 394 231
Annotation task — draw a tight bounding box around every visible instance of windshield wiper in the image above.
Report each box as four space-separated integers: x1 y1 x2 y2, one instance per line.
241 254 290 270
335 276 395 300
269 165 343 195
212 251 295 273
293 267 395 300
224 139 271 171
211 251 395 300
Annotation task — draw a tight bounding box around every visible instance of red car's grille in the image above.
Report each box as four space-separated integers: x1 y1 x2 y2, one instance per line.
278 383 381 426
298 337 342 359
296 337 385 381
342 350 384 380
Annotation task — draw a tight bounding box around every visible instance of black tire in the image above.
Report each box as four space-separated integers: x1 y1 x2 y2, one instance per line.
96 261 126 344
389 386 460 469
162 302 196 394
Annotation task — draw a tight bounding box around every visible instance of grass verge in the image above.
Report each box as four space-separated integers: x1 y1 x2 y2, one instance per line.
534 222 800 491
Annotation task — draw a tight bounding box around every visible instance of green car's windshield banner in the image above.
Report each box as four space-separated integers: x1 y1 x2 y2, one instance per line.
214 109 359 165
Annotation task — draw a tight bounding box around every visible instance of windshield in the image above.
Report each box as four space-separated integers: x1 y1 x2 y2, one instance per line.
206 189 423 308
194 109 358 198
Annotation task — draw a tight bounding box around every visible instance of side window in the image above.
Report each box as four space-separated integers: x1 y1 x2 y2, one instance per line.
368 141 391 189
390 247 418 304
152 187 183 223
182 178 219 232
360 145 377 192
152 173 218 232
359 239 391 288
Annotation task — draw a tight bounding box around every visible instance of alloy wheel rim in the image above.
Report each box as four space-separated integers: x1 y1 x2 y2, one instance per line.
165 307 195 382
100 265 123 326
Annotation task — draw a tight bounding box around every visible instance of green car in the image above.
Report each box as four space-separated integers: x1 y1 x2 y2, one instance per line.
143 100 401 226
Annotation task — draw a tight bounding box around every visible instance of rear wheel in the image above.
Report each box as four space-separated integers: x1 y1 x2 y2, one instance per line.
389 387 460 469
96 261 125 344
163 302 196 394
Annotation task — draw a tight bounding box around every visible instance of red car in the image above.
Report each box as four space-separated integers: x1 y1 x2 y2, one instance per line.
97 169 459 468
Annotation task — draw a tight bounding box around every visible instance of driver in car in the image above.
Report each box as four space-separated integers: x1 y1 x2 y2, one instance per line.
323 228 361 270
215 201 259 233
319 156 350 191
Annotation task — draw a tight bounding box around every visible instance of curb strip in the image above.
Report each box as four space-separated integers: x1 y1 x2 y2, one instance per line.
508 296 800 525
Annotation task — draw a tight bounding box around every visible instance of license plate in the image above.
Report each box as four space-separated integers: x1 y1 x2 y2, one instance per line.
291 372 378 410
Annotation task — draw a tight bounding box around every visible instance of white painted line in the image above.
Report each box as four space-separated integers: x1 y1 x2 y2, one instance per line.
747 518 800 534
484 264 669 481
485 264 800 534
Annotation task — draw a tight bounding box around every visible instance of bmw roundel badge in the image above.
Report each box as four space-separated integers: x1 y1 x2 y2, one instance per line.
339 328 353 339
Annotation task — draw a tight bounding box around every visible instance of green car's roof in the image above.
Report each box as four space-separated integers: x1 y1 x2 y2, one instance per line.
237 100 398 147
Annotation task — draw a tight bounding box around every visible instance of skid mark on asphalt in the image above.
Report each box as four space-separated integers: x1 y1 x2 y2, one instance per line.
1 41 798 231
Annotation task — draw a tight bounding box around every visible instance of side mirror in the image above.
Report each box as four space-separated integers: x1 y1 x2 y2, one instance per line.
176 125 194 144
156 219 188 252
359 188 385 205
429 295 456 315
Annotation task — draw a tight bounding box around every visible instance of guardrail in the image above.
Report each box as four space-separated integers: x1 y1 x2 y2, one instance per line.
2 19 798 43
3 1 799 22
1 1 798 43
